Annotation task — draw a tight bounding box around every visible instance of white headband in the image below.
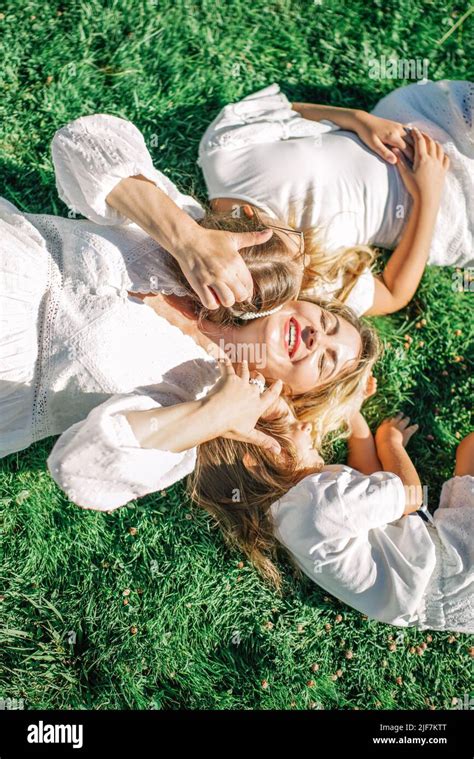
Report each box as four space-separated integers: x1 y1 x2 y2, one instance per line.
236 304 284 321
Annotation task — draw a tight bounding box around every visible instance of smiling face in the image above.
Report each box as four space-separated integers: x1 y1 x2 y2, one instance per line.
224 300 363 394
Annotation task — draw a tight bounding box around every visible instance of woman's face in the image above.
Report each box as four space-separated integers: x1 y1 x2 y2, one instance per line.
227 300 362 394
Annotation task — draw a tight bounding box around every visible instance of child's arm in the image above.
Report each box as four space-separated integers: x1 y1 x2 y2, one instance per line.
374 414 421 515
346 374 382 474
366 128 450 316
347 411 382 475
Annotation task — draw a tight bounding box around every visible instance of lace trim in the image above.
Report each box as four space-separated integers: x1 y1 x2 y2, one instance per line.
30 217 64 442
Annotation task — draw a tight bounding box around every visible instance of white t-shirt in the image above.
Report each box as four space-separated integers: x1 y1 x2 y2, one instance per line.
271 465 437 627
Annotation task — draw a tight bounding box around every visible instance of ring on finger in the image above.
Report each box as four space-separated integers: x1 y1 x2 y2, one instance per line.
249 378 266 394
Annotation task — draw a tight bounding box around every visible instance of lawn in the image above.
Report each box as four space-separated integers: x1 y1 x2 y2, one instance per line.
0 0 473 711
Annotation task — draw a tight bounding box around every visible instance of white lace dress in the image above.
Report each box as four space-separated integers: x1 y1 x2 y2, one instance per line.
199 81 473 286
0 114 220 508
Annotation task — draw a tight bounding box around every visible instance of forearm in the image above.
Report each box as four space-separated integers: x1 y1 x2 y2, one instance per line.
292 102 359 131
376 444 422 514
383 196 438 299
347 412 382 474
125 396 226 452
106 174 198 259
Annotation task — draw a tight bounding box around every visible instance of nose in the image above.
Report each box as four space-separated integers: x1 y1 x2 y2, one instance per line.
299 422 312 434
303 325 330 351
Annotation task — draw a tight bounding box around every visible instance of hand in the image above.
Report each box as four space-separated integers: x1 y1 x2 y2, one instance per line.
375 412 419 449
207 358 283 453
173 225 274 310
393 127 450 202
350 111 409 164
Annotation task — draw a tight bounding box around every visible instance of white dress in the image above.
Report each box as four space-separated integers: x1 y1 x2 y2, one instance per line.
198 81 474 311
0 114 220 508
271 465 474 633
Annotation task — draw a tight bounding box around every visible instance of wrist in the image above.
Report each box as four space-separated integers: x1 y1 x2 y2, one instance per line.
375 437 405 455
201 392 233 438
168 215 205 262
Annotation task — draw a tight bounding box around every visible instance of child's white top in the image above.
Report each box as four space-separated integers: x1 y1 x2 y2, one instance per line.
271 464 438 627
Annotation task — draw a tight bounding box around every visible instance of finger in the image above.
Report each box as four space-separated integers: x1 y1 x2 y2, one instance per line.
260 379 284 411
435 141 444 162
249 369 265 384
230 270 254 303
373 135 397 164
404 423 419 442
238 360 250 383
218 355 235 377
191 281 220 310
412 127 427 165
386 132 407 151
227 255 254 299
246 429 281 455
443 154 450 170
424 133 436 157
210 281 236 308
234 229 274 252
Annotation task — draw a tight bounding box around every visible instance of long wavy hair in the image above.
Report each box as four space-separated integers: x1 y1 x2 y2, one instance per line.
187 404 314 591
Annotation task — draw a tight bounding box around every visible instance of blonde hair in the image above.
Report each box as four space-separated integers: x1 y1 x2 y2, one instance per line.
291 296 381 449
169 211 380 441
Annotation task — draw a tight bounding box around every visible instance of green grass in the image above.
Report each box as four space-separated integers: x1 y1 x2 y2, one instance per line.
0 0 473 710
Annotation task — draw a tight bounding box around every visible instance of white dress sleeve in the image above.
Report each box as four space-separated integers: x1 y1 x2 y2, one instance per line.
302 268 375 316
344 269 375 315
51 113 204 226
46 393 196 511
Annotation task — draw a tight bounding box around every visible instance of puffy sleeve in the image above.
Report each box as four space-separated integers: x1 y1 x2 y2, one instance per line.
273 465 406 545
51 113 204 226
47 392 197 511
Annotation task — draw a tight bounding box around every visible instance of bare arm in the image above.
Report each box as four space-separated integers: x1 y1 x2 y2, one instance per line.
375 414 421 514
292 103 408 163
347 412 382 475
366 128 449 316
125 360 283 454
106 175 271 309
366 196 438 315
